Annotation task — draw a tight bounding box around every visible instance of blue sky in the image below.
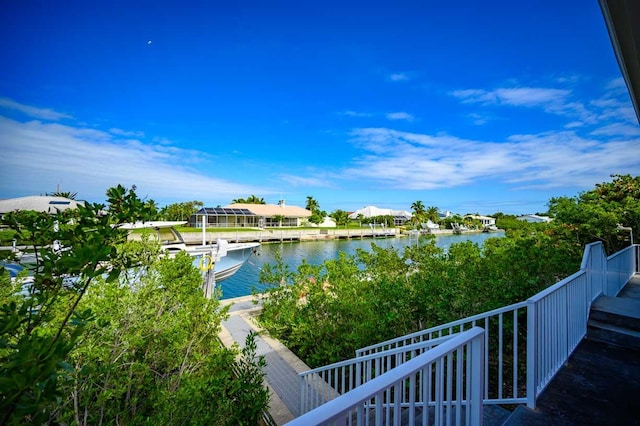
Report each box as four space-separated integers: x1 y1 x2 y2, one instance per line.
1 0 638 215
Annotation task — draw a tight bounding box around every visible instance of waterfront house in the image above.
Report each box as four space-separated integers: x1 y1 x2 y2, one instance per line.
0 195 83 215
189 200 311 228
348 205 412 226
465 214 496 226
517 214 552 223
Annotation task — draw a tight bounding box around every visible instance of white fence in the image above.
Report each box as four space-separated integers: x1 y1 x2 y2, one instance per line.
300 334 458 414
355 302 528 407
288 327 485 426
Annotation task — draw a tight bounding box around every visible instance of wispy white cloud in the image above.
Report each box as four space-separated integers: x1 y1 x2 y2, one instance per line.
343 127 640 190
606 77 627 91
386 112 414 122
590 122 640 137
340 110 373 117
0 97 72 121
388 72 410 82
0 116 270 203
467 113 490 125
451 87 571 107
450 84 626 124
110 127 145 138
278 174 335 188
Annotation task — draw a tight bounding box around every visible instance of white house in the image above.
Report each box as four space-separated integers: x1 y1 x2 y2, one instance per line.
517 214 552 223
348 205 412 226
0 196 83 215
466 215 496 226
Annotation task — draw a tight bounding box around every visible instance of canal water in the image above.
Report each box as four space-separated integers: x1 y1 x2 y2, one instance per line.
218 231 504 300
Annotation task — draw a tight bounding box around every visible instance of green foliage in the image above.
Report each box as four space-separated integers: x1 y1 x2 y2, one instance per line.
548 174 640 254
259 230 582 368
329 209 350 228
272 214 286 227
47 190 78 200
306 196 327 225
158 200 204 221
0 186 153 423
54 250 268 425
305 196 319 212
496 215 546 232
360 215 395 227
0 186 268 424
232 195 266 204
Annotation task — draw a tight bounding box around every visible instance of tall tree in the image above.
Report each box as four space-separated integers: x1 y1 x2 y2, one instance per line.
426 206 440 222
159 200 203 221
411 200 425 227
305 196 319 212
330 209 350 228
272 214 286 227
548 174 640 254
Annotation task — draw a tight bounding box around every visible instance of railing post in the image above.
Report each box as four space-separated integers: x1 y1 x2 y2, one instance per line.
299 374 304 416
470 332 484 425
526 299 537 409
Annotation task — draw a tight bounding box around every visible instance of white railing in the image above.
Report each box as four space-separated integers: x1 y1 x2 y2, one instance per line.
606 244 637 296
525 242 633 407
355 302 528 407
300 334 456 414
287 327 485 426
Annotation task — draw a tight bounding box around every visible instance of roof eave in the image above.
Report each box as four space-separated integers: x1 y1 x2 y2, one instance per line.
599 0 640 124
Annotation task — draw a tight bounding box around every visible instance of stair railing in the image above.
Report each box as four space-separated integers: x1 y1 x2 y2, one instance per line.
606 244 637 296
287 327 485 426
356 301 529 407
299 334 456 415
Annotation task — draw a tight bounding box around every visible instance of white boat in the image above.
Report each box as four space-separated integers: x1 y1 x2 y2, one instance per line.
120 221 259 283
421 220 440 231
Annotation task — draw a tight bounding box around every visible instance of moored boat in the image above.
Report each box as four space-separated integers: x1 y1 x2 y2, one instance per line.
121 221 259 283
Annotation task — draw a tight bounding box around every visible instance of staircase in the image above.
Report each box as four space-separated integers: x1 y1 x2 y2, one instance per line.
587 274 640 350
500 273 640 425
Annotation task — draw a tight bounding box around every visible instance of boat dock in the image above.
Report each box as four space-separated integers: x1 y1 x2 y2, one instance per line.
180 228 400 244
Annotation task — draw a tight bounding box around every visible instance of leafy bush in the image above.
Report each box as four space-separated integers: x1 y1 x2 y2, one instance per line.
258 232 579 368
0 186 268 425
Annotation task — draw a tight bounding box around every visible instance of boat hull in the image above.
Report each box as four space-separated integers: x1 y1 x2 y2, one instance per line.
189 242 259 283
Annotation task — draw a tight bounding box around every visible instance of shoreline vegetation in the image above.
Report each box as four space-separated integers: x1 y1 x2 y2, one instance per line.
0 174 637 424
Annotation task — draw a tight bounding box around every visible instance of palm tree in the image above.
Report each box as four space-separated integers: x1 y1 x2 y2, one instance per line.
411 200 425 227
305 196 319 212
426 206 440 222
49 191 78 200
232 195 265 204
247 195 266 204
330 209 350 228
272 214 286 227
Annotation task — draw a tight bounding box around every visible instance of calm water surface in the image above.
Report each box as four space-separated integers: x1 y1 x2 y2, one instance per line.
218 231 504 299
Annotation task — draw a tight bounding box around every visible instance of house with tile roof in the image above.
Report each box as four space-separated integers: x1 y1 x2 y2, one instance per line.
189 200 312 228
